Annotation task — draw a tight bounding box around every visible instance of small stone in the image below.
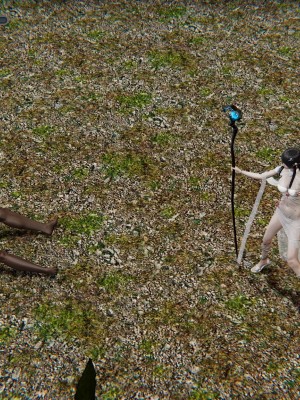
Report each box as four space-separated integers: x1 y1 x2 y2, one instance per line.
12 368 21 380
107 309 114 317
103 248 115 256
34 341 43 350
189 365 200 375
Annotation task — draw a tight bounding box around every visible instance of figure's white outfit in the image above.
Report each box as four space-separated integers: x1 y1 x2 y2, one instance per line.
240 165 300 261
270 166 300 258
276 172 300 245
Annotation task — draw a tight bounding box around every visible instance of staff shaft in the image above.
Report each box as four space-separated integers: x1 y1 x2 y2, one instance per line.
230 123 238 257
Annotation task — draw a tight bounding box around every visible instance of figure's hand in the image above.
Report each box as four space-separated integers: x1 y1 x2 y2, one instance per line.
232 166 242 174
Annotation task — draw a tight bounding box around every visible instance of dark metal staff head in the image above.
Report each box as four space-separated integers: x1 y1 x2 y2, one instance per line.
0 16 8 26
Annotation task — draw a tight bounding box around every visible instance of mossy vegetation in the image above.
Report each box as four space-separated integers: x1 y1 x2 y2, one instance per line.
189 388 219 400
60 213 104 236
0 325 17 345
156 5 187 20
34 300 104 343
116 92 152 113
0 68 12 78
102 152 156 179
225 294 256 316
87 30 105 40
255 147 280 163
59 213 104 246
32 125 55 138
151 131 176 147
97 271 133 294
160 206 177 219
100 385 121 400
148 49 195 70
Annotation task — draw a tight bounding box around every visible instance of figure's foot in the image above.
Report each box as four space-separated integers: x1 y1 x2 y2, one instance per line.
291 267 300 278
45 218 58 235
46 266 57 276
251 258 271 273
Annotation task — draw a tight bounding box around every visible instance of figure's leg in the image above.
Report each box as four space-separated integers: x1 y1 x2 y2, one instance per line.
0 251 57 276
251 212 282 272
286 245 300 277
0 208 57 235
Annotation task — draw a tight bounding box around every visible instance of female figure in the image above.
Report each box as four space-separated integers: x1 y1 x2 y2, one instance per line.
234 148 300 276
0 208 58 276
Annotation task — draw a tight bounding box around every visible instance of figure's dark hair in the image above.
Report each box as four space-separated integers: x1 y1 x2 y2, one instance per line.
281 148 300 189
281 148 300 168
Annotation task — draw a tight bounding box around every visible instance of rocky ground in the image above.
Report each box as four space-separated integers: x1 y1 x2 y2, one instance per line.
0 0 299 399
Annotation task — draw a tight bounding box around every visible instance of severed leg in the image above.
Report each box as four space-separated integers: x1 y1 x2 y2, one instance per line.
0 208 57 235
0 251 57 276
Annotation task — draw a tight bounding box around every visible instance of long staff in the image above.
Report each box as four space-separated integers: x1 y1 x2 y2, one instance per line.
223 105 242 258
237 179 267 264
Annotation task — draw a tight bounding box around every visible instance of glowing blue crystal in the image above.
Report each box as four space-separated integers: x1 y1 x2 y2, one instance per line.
230 111 240 121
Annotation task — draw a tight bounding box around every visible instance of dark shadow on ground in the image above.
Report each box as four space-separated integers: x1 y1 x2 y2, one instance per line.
264 269 300 313
0 230 41 239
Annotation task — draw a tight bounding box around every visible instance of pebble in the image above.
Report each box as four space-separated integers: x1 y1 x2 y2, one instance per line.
189 366 200 375
34 341 43 350
12 368 21 380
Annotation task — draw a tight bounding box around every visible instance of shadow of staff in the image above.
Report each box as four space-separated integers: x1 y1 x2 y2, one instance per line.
0 229 43 239
265 270 300 313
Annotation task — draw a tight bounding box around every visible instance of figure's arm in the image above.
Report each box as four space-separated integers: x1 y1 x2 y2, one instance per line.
233 166 280 180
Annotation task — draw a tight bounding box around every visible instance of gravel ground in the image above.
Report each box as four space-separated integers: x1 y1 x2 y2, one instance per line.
0 0 299 399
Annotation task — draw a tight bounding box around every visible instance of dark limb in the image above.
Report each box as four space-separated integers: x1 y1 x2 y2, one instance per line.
0 208 58 235
0 251 57 276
